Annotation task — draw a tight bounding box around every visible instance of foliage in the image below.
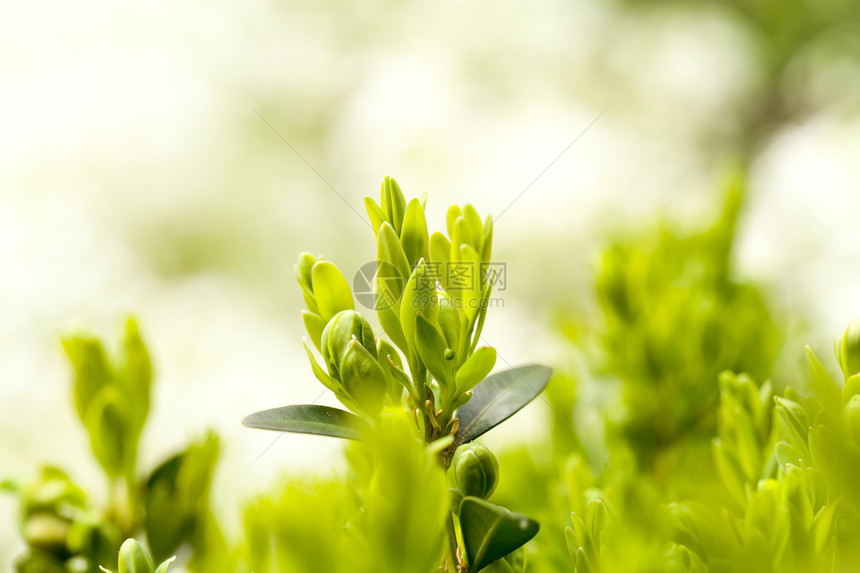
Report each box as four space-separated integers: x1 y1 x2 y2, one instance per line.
99 538 175 573
8 175 860 573
3 318 223 573
579 178 780 470
243 176 551 572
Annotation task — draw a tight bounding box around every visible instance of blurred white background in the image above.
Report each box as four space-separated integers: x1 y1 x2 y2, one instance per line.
3 0 860 565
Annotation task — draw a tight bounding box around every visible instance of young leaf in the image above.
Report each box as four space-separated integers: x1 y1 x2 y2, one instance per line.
311 261 354 321
118 316 152 431
805 346 841 412
301 311 327 351
242 405 366 440
364 196 387 237
84 387 128 478
400 198 430 271
381 176 407 234
454 365 552 446
415 314 454 389
61 334 112 426
153 557 176 573
400 260 439 354
456 347 497 394
377 222 412 287
117 539 155 573
430 232 452 290
446 205 462 239
302 339 342 394
459 497 539 571
481 216 494 264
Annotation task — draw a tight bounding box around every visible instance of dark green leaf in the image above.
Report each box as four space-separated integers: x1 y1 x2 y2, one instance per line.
454 365 552 446
459 497 539 571
242 405 366 440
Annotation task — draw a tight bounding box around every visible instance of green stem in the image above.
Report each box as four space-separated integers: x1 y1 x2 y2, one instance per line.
446 512 462 573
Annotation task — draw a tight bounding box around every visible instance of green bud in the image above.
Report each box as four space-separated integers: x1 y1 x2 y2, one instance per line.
450 443 499 500
321 311 377 379
339 340 387 415
117 539 154 573
836 319 860 379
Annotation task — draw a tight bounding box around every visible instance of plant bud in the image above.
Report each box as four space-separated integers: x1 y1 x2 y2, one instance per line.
117 539 155 573
450 443 499 499
321 311 377 378
836 319 860 379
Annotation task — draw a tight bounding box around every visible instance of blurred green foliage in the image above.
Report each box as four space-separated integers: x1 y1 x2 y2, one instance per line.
583 178 780 470
8 177 860 573
3 318 223 573
238 409 448 573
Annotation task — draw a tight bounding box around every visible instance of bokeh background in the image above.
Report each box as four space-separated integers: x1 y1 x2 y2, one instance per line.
3 0 860 566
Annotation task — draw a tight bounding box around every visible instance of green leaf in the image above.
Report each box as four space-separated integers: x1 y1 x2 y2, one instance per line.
153 557 176 573
805 346 841 411
301 311 327 351
118 316 152 435
456 347 497 394
400 260 439 354
446 205 462 238
400 198 430 271
242 405 366 440
430 232 452 290
302 340 343 395
415 314 454 389
481 216 493 264
364 196 387 237
311 261 354 321
61 334 112 425
145 453 194 561
459 497 539 571
381 176 407 234
85 387 128 478
437 291 462 350
117 539 155 573
377 222 412 289
454 365 552 446
144 432 219 562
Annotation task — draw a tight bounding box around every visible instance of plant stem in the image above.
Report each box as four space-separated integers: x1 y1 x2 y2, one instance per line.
446 512 462 573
